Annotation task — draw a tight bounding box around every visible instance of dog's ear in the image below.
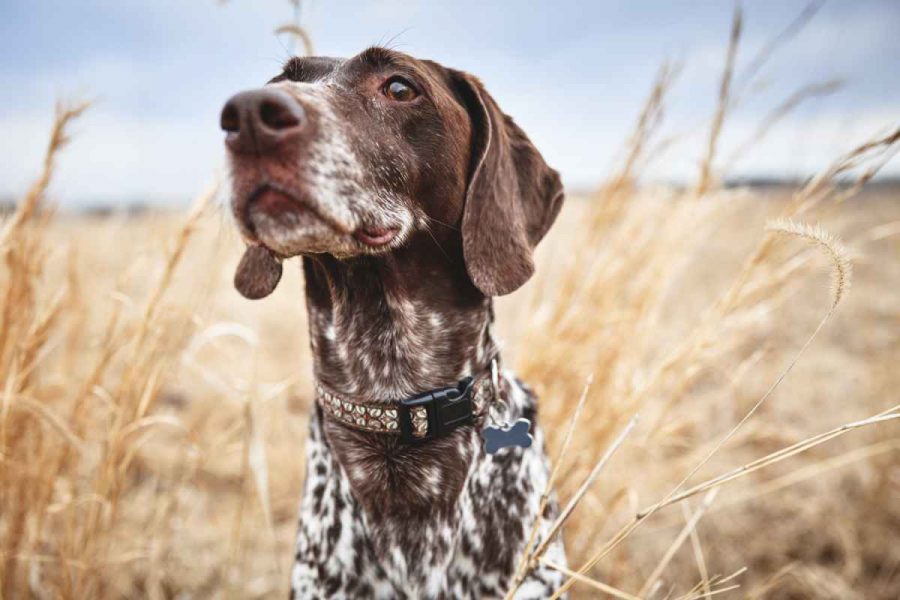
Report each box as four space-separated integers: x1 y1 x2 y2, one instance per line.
450 70 564 296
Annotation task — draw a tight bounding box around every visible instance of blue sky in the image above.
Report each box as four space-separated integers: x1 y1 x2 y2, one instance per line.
1 0 898 206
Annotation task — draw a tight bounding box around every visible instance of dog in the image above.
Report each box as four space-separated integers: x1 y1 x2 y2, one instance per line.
221 47 567 599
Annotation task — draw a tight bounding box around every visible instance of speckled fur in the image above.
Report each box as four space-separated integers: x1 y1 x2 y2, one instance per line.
292 373 566 599
290 251 567 598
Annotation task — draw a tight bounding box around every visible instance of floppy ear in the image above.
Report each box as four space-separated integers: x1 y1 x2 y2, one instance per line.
451 71 564 296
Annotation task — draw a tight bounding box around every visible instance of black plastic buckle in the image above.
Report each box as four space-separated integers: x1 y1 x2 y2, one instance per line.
398 377 475 443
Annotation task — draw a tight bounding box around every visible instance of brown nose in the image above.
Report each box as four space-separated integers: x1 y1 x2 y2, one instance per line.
220 88 306 154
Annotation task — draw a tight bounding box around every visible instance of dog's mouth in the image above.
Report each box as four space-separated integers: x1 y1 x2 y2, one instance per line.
240 185 333 242
247 186 306 224
233 184 402 300
239 184 399 249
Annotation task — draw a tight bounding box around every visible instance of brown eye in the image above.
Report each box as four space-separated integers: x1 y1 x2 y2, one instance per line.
383 77 418 102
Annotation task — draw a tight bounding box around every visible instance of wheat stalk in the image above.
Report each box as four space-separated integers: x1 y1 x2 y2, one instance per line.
696 3 742 195
0 100 91 246
553 405 899 597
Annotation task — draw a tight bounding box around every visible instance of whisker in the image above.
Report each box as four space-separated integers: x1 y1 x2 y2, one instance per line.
424 215 460 232
421 218 453 263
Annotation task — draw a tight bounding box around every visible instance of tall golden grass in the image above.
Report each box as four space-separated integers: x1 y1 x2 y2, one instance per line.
2 8 899 598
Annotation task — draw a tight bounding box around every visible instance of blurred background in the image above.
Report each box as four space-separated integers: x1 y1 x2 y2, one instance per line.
1 2 898 599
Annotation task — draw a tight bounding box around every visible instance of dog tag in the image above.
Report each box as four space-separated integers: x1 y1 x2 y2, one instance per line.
482 418 533 454
234 245 283 299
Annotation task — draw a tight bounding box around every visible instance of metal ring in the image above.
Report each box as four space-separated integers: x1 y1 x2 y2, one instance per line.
490 358 500 399
489 359 509 424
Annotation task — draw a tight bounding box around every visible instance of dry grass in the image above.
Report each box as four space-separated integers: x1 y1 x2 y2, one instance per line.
2 12 900 600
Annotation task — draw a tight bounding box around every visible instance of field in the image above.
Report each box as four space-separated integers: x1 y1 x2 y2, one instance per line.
2 15 900 598
2 156 899 598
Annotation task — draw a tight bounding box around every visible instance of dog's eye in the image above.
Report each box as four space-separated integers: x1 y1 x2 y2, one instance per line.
382 77 418 102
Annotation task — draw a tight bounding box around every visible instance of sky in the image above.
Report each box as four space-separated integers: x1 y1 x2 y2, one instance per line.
1 0 898 207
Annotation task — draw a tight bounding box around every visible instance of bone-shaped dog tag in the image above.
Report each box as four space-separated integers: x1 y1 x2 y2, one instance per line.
482 418 533 454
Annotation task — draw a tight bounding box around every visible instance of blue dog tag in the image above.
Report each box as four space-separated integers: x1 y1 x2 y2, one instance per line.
482 418 533 454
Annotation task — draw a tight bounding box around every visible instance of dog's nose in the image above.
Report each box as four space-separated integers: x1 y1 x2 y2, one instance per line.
220 88 306 154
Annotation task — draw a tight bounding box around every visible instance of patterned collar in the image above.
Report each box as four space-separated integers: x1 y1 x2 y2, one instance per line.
315 368 496 443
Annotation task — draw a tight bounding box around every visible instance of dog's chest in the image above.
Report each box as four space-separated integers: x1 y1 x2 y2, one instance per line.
290 378 566 599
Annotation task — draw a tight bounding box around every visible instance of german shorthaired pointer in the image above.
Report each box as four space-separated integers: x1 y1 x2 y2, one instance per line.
221 47 566 599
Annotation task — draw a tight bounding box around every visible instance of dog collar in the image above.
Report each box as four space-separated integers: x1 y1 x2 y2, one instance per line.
315 370 495 443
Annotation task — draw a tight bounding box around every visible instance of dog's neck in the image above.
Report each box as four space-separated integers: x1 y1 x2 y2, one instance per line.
301 244 497 401
300 241 498 530
298 239 518 580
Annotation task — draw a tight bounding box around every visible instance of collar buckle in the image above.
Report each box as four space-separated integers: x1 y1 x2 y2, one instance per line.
398 377 475 442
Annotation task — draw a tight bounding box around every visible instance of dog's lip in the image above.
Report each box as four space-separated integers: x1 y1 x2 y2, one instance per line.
247 186 305 219
353 227 399 247
241 183 352 235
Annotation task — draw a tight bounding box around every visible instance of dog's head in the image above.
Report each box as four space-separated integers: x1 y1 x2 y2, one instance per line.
222 47 563 298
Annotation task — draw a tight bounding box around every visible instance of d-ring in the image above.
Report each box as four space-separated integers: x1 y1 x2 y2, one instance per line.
489 359 509 423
